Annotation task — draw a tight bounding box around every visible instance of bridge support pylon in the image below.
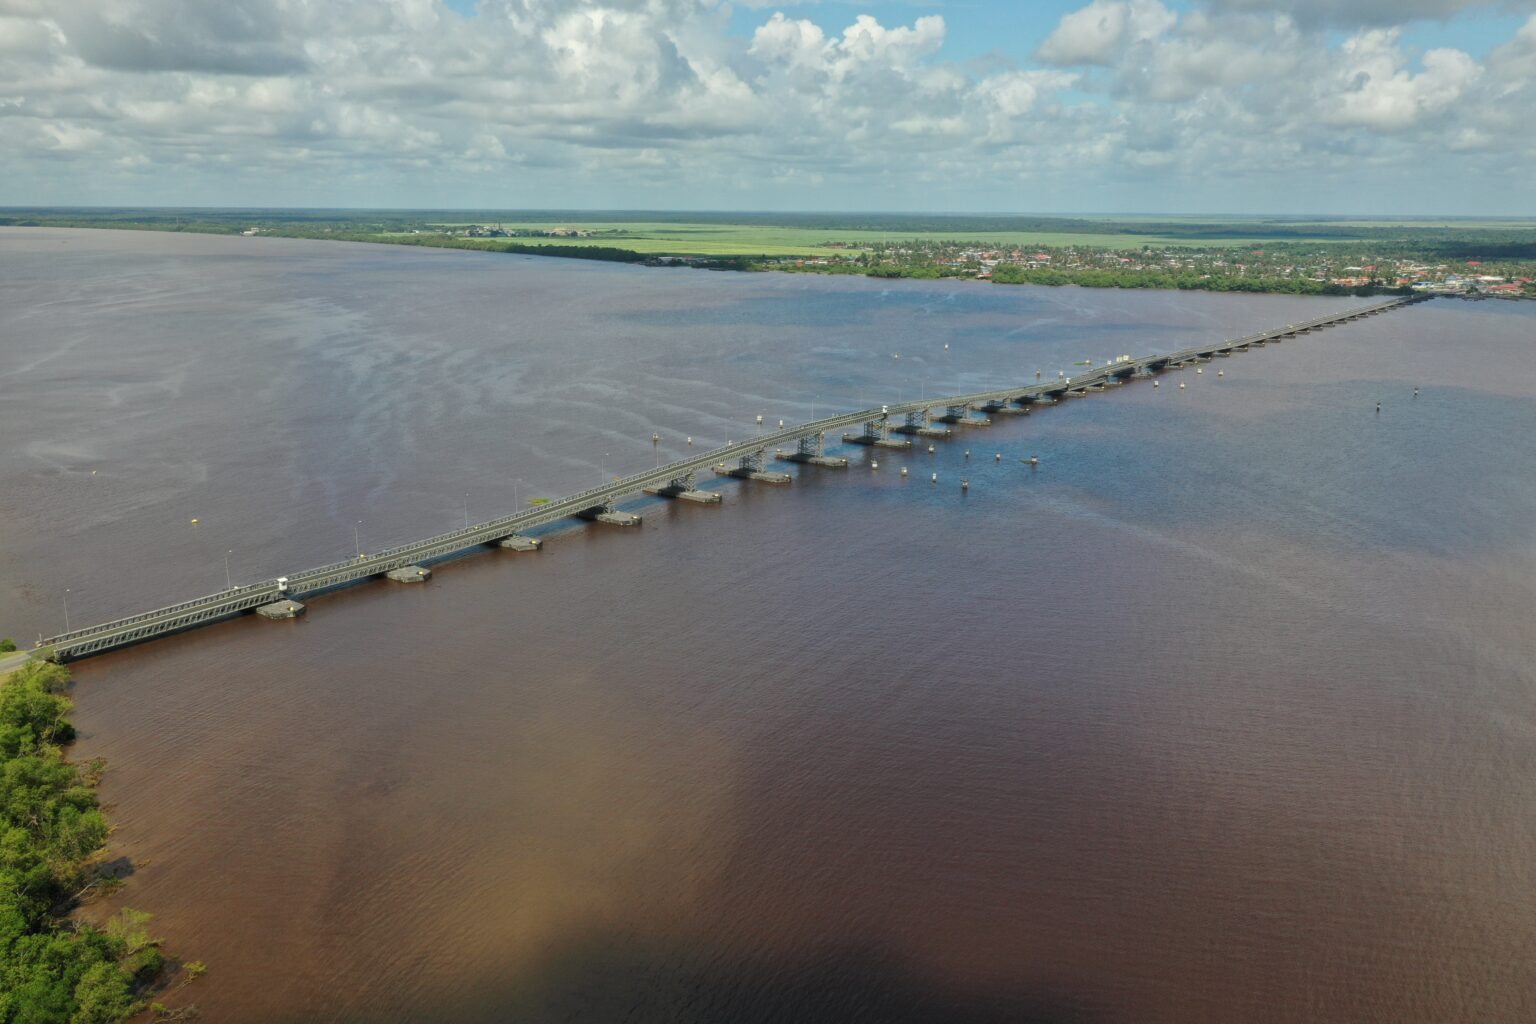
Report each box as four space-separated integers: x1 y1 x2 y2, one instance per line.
842 414 911 449
893 409 953 438
933 404 992 426
714 447 792 484
975 397 1030 414
775 432 848 467
644 470 723 503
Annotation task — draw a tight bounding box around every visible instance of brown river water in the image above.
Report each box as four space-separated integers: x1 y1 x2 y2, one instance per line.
1 228 1534 1022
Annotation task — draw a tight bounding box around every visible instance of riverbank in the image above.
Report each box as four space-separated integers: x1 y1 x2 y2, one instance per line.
0 661 197 1021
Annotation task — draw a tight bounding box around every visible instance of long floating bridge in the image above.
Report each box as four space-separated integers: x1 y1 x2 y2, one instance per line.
33 295 1424 662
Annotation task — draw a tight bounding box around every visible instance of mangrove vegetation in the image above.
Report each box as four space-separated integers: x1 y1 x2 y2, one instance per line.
0 660 195 1023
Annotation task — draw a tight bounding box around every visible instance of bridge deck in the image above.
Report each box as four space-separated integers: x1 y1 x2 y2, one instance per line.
34 296 1423 661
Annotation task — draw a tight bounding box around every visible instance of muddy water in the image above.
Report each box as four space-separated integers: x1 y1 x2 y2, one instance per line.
2 228 1534 1022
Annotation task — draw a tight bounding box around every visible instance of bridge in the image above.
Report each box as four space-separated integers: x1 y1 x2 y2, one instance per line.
30 295 1424 662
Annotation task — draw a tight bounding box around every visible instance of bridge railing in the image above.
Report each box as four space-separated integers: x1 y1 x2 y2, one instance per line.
39 580 282 647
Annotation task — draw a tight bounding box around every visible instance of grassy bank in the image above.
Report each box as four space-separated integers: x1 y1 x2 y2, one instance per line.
0 660 198 1022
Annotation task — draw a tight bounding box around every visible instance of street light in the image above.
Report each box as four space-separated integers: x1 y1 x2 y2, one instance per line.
463 493 470 529
223 549 233 590
62 589 71 632
353 520 363 559
600 452 609 483
514 477 521 508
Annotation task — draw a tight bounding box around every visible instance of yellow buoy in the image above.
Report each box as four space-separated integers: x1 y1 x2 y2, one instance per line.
190 518 199 525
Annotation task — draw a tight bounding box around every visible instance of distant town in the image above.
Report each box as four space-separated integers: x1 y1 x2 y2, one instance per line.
767 241 1536 298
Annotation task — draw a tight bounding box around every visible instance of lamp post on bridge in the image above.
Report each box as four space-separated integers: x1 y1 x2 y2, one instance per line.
463 493 469 529
354 520 363 559
62 589 71 632
600 453 609 484
224 549 233 590
514 478 521 509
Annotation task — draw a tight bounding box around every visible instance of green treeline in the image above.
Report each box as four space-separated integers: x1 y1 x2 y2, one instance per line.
378 235 647 263
986 264 1403 296
772 260 1400 296
1 661 190 1023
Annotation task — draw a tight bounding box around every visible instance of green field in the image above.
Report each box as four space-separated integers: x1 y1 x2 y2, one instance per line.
415 221 1291 255
414 217 1536 257
5 208 1535 264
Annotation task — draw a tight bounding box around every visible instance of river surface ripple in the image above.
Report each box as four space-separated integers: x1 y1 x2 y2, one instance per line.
2 228 1534 1023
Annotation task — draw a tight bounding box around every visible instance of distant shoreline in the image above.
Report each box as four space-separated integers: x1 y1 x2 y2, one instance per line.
4 219 1532 301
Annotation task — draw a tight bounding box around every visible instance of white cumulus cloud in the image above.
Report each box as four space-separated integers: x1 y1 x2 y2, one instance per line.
0 0 1530 212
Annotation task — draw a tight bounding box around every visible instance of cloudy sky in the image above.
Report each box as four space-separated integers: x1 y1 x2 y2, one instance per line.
2 0 1534 214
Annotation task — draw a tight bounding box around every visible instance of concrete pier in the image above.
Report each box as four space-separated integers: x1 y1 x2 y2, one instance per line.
386 566 431 583
893 424 954 438
774 452 849 468
256 600 305 620
841 432 912 449
643 484 723 503
575 506 643 525
498 535 542 551
713 465 793 484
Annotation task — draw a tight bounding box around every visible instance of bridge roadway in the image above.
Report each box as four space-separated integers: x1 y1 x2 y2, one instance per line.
33 295 1422 662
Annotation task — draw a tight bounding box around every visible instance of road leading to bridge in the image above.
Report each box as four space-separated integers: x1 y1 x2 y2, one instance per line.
29 295 1424 663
